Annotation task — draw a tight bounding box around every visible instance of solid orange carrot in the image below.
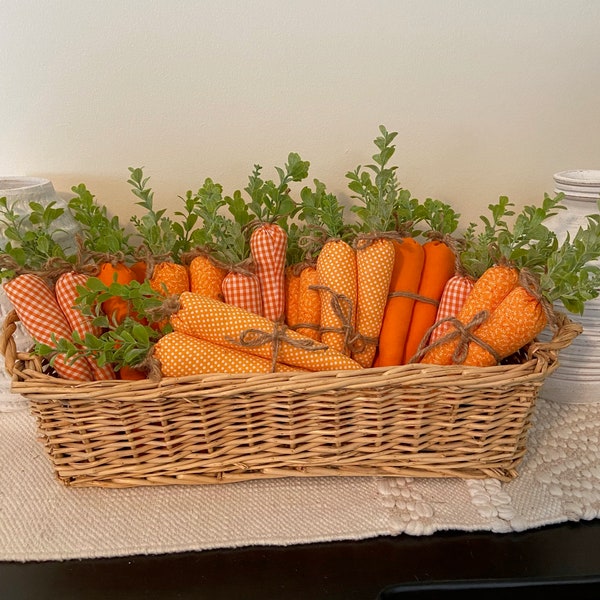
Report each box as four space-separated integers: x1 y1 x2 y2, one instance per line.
373 238 425 367
402 240 456 364
97 262 137 325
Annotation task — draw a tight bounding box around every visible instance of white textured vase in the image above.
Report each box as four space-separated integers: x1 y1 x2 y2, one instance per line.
539 170 600 404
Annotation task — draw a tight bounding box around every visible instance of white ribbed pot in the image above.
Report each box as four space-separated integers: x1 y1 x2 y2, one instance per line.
540 170 600 404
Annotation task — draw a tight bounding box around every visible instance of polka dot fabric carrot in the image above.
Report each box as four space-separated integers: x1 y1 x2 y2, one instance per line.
171 292 361 372
154 330 306 376
315 239 357 356
3 273 94 381
352 237 395 368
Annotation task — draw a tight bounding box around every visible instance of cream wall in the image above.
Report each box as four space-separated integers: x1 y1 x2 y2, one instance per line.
2 0 600 229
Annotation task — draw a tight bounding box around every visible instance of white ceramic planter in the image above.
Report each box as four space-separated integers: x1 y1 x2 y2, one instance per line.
540 171 600 404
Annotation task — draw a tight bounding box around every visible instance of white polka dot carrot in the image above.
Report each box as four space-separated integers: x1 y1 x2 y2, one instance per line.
352 237 395 367
171 292 361 372
154 331 306 376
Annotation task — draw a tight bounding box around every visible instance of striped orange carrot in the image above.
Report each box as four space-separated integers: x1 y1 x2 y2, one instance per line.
189 254 227 300
373 237 425 367
460 285 548 366
315 239 357 356
402 240 456 364
170 292 361 372
427 274 475 344
154 330 307 376
295 265 321 341
221 269 263 316
249 222 287 321
3 273 94 381
420 264 520 365
54 271 116 381
352 237 396 368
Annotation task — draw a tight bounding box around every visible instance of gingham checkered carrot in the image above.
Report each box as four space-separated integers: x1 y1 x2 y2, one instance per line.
154 330 307 376
171 292 361 371
189 254 226 300
420 264 519 365
427 274 475 344
294 265 321 342
54 271 116 380
221 269 263 316
250 222 287 321
352 237 396 368
315 239 357 356
3 273 94 381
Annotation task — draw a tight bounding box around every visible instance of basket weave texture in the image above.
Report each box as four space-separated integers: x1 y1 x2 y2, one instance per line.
0 309 581 488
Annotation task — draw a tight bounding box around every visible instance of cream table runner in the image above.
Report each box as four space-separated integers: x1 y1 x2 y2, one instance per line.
1 356 599 562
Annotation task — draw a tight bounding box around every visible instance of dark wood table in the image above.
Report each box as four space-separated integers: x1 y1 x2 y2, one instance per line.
2 519 599 599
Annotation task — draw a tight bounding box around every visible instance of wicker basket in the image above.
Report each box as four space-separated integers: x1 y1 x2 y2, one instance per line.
0 309 582 488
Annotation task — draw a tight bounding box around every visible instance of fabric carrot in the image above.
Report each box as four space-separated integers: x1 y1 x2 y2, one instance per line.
427 274 475 345
150 262 189 297
189 254 227 300
3 273 94 381
294 265 321 342
54 271 116 380
250 222 287 321
129 260 148 283
419 264 520 365
402 240 456 364
97 261 137 325
154 330 306 376
221 269 263 316
458 285 548 367
373 237 425 367
352 237 395 368
315 239 357 356
284 265 301 328
170 292 361 372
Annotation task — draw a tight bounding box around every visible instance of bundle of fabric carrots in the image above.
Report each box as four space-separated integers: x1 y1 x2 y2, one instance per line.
2 127 599 381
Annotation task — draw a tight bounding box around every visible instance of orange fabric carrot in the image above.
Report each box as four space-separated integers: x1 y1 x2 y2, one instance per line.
3 273 94 381
189 254 227 300
97 262 137 325
150 262 190 297
250 222 287 321
295 265 321 342
54 271 116 381
373 237 425 367
129 261 148 283
284 265 301 328
154 330 306 376
315 239 357 356
221 270 263 316
427 274 475 344
460 285 548 366
352 237 395 368
170 292 361 372
402 240 456 364
420 264 520 365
